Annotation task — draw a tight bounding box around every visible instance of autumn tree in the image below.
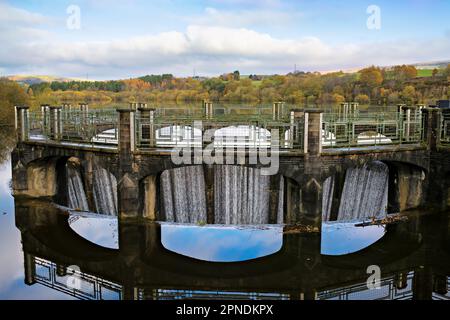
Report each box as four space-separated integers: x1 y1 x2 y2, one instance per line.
359 66 383 89
402 85 416 103
392 65 417 80
0 79 29 123
444 64 450 78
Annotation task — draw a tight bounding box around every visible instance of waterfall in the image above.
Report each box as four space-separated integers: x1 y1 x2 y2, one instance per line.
214 165 270 224
322 175 335 222
66 160 89 211
159 165 281 225
160 166 207 223
93 167 118 215
323 161 389 222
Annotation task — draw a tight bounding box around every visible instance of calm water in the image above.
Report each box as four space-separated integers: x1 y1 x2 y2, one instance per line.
1 150 449 300
0 104 449 300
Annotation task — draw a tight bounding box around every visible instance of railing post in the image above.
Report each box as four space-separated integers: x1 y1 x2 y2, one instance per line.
204 100 213 119
78 103 89 125
40 104 50 135
403 106 412 141
289 109 303 149
117 108 139 219
422 107 441 151
117 108 136 156
23 253 36 285
49 106 62 140
304 109 323 156
14 105 29 142
273 101 285 121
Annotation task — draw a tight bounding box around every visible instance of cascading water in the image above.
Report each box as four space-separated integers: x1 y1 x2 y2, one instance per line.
322 175 335 222
160 166 207 223
159 165 282 225
93 167 118 215
322 161 389 222
66 159 89 212
214 165 270 224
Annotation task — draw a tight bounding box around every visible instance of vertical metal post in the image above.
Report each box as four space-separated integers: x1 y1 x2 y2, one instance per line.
406 108 411 141
15 105 29 142
50 106 62 140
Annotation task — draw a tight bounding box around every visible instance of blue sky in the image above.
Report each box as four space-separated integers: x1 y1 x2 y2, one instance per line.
1 0 449 79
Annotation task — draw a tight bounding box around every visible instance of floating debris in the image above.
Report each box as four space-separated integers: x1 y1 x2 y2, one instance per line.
283 224 320 234
355 214 408 227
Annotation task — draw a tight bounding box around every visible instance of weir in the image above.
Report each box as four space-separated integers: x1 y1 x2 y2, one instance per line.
322 161 389 222
10 102 450 228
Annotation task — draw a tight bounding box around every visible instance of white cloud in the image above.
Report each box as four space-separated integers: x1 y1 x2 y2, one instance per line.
188 7 302 28
0 2 50 25
1 3 450 78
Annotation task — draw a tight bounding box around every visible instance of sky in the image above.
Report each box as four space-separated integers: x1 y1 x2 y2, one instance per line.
0 0 450 79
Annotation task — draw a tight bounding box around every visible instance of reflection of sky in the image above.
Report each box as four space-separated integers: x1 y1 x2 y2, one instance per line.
69 213 118 249
0 157 74 299
161 224 283 262
321 222 386 256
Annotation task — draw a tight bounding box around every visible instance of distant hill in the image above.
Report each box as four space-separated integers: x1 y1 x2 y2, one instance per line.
5 75 84 85
412 60 450 69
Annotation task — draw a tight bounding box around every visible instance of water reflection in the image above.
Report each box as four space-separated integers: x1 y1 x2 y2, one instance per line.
321 222 386 256
9 198 450 300
69 213 118 250
160 223 283 262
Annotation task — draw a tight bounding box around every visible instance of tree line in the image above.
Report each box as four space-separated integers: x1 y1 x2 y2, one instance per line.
19 64 450 106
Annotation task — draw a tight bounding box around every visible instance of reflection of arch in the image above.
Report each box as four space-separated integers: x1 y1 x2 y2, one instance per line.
142 224 301 278
156 125 202 147
16 200 118 261
321 223 422 269
160 224 284 263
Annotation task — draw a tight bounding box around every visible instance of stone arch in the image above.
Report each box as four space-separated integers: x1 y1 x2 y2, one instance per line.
13 156 86 209
322 160 427 222
380 161 426 213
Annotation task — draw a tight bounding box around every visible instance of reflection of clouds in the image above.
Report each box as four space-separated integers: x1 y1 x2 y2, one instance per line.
69 214 118 249
0 278 76 300
321 222 386 256
0 160 13 212
0 215 24 294
0 157 29 295
161 224 283 262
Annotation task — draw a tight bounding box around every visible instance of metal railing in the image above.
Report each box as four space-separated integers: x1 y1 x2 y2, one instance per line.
23 107 428 152
317 272 415 300
28 109 119 146
34 257 122 300
137 288 290 300
322 110 423 149
134 115 303 150
440 111 450 145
